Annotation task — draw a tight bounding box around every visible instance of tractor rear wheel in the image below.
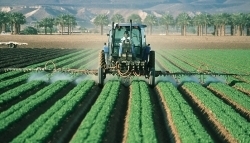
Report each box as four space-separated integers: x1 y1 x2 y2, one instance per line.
148 51 155 87
148 50 155 69
98 50 106 87
99 50 106 68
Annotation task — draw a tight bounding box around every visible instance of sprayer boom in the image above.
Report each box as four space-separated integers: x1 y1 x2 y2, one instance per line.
0 68 98 75
1 67 249 78
155 71 250 77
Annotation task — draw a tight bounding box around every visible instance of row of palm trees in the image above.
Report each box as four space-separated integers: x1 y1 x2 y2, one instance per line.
0 12 26 34
37 14 77 35
95 12 250 36
0 12 76 35
1 11 250 36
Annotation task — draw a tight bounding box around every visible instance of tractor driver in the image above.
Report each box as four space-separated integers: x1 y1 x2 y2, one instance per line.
142 44 151 62
103 42 109 64
119 31 135 58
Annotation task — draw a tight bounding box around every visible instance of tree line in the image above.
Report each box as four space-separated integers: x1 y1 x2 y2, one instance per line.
0 12 76 35
96 12 250 36
1 11 250 36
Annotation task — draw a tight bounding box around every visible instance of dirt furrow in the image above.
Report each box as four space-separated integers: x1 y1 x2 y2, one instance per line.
150 86 172 143
102 84 129 143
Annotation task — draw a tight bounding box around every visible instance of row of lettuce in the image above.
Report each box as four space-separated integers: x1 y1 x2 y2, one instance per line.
156 49 250 91
181 82 250 142
0 48 79 68
1 79 249 142
0 49 98 106
11 80 95 142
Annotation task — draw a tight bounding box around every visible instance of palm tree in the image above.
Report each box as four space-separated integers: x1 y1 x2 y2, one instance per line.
176 12 191 36
111 14 125 23
63 14 77 35
39 17 55 34
220 13 230 36
47 18 55 34
8 12 26 34
212 13 230 36
247 13 250 36
1 12 10 33
231 13 248 36
193 13 212 36
0 12 5 32
69 16 77 34
159 13 174 35
211 14 220 36
144 14 158 35
55 14 66 35
93 14 109 35
127 14 142 23
193 14 203 36
201 13 211 36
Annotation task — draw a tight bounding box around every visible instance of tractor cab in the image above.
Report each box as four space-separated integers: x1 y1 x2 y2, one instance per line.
107 21 147 61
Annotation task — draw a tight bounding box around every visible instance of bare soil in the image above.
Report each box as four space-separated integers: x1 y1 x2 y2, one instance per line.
1 34 250 49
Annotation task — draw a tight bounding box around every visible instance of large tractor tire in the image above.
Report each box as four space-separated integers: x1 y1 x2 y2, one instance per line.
98 50 106 87
148 50 155 69
99 50 106 68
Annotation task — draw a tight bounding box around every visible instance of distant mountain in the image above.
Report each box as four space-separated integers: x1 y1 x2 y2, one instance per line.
0 0 249 28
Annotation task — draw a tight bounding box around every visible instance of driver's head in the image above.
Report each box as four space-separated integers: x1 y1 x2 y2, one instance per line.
124 31 129 38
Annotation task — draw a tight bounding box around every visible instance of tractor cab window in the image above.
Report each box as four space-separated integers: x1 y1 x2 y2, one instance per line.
112 26 142 58
114 26 140 45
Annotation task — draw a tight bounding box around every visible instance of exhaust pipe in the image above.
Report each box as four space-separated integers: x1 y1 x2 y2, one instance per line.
130 19 132 39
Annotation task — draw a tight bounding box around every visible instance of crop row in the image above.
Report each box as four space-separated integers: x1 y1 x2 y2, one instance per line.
12 80 95 142
71 81 120 142
157 49 250 92
156 82 213 142
208 82 250 120
0 48 80 68
0 49 96 91
208 83 250 110
0 80 44 106
124 81 157 142
0 81 69 133
165 49 250 82
0 50 85 80
182 82 250 142
233 82 250 95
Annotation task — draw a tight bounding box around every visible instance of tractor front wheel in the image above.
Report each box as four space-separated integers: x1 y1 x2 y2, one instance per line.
98 67 104 87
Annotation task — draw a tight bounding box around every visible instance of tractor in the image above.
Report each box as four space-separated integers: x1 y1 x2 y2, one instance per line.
98 20 156 87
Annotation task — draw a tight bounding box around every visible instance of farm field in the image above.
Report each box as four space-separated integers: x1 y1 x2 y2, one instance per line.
0 35 250 143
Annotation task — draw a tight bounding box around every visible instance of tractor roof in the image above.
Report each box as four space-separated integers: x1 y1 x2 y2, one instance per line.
110 22 147 28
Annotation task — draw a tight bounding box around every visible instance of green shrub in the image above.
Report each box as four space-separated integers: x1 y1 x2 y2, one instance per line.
21 26 38 35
